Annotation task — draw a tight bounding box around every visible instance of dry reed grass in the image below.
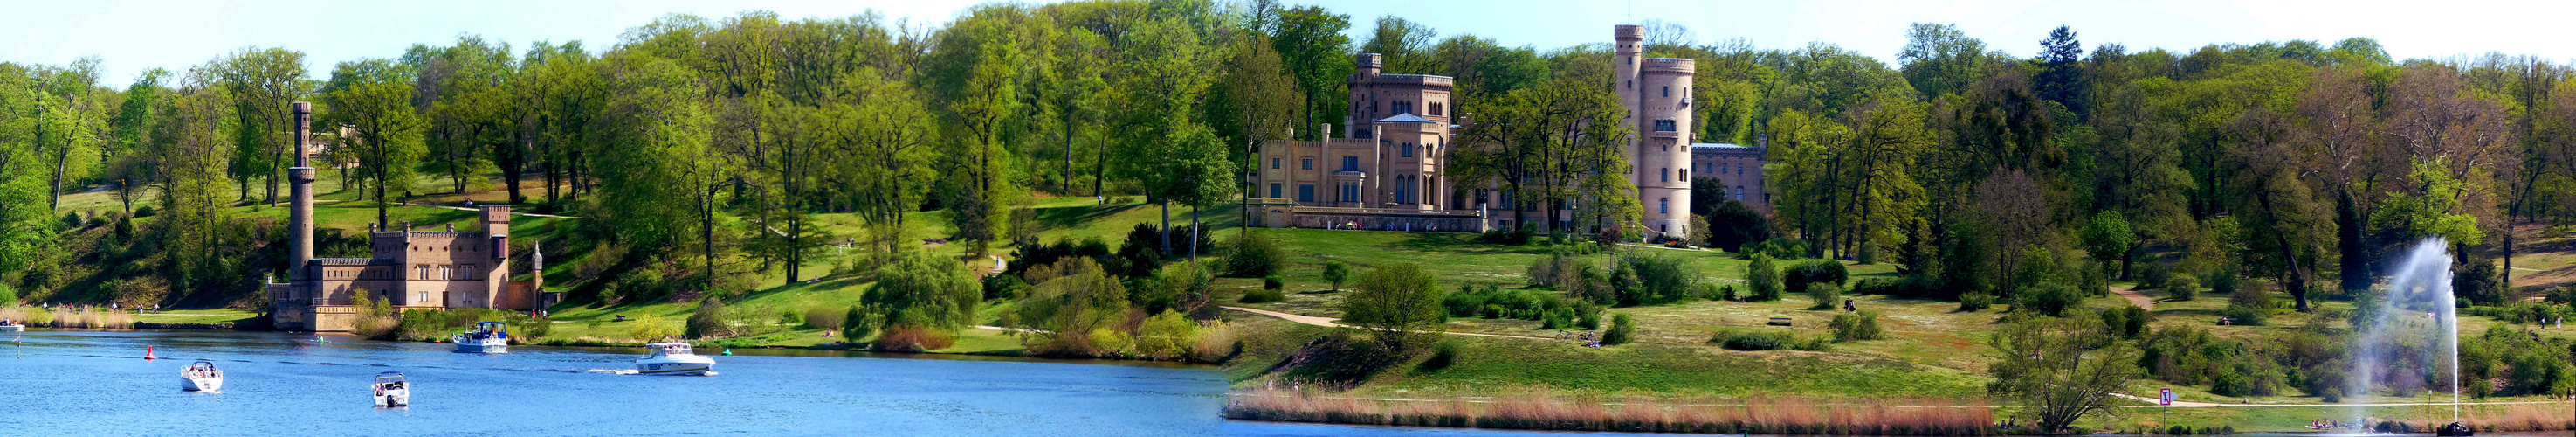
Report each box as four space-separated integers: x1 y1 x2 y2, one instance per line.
2469 403 2576 432
35 307 134 329
1224 385 1994 434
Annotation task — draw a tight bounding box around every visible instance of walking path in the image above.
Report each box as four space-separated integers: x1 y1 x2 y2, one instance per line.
412 203 581 218
2108 391 2570 408
2111 285 2155 309
1218 306 1556 340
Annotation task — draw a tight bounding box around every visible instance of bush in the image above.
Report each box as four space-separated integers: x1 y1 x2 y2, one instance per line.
1419 341 1462 371
1601 312 1636 345
2204 271 2240 297
133 205 156 218
1622 253 1696 304
1577 304 1602 330
1712 329 1785 350
1263 274 1284 290
2166 274 2200 301
842 306 877 340
873 325 955 352
1238 288 1286 304
1959 291 1994 312
2139 261 2173 289
801 306 848 330
1783 260 1848 293
1219 232 1286 277
2014 282 2080 317
2219 306 2269 326
1746 254 1782 302
1712 284 1737 301
0 282 16 306
685 298 730 339
2119 306 2149 337
1807 283 1842 311
1830 310 1885 342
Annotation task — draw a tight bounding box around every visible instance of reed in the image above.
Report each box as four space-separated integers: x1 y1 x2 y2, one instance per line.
2469 403 2576 432
38 307 134 329
1223 386 1994 435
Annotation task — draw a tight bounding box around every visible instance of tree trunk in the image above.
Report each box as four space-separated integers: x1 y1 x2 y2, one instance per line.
1160 200 1173 257
1190 205 1202 262
2336 189 2369 292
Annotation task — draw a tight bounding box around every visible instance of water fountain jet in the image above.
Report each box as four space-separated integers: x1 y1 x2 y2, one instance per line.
2350 238 2462 430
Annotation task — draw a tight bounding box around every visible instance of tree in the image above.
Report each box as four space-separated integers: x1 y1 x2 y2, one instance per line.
216 47 309 206
868 251 981 332
1321 260 1351 291
320 59 427 227
920 5 1034 256
2078 212 2134 278
1700 199 1771 252
2033 25 2085 115
1357 16 1436 74
1987 315 2138 434
1897 23 1996 99
1269 6 1352 141
1341 262 1445 352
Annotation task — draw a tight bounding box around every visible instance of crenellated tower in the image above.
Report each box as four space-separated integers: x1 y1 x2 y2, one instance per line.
1615 24 1696 238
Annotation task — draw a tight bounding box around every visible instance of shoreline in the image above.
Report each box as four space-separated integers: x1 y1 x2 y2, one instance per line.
12 324 1217 369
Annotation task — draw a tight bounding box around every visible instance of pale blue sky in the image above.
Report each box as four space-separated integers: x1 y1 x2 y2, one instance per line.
6 0 2568 86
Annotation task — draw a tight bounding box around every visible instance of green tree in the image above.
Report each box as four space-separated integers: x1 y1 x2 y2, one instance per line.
320 59 427 228
1896 23 1996 99
1320 260 1351 291
1987 315 2138 434
1341 262 1446 352
216 47 308 206
868 252 981 333
1269 6 1352 141
2078 212 2134 277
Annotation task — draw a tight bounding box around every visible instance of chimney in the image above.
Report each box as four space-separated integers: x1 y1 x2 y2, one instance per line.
288 102 314 281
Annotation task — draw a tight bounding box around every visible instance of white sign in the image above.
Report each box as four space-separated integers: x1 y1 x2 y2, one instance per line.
2159 388 2175 406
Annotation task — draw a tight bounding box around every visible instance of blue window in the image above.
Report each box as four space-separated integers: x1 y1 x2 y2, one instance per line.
1301 158 1312 170
1270 184 1281 198
1271 157 1280 170
1298 184 1315 202
1341 156 1359 171
1659 198 1669 213
1654 120 1677 132
1340 184 1360 202
1400 143 1413 157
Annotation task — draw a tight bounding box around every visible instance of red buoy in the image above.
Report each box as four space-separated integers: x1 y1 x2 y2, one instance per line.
144 345 156 360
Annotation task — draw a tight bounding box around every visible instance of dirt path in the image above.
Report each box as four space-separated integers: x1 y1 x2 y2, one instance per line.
2111 285 2155 309
1218 306 1557 340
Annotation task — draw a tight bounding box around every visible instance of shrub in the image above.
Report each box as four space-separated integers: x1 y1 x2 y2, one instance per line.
1262 274 1284 290
1746 254 1782 302
2119 306 2149 337
840 306 874 340
873 325 955 352
2014 282 2080 317
627 315 681 342
1419 341 1461 371
2166 274 2200 301
1959 291 1994 312
1783 260 1848 293
1219 232 1286 277
0 282 16 306
2204 271 2241 297
1807 283 1842 311
982 274 1029 300
1712 329 1785 350
2139 261 2173 289
1713 284 1737 301
1622 253 1696 304
1440 288 1486 318
1576 303 1602 330
685 298 730 339
1601 312 1636 345
1238 288 1286 304
133 205 156 218
801 306 848 330
2219 306 2269 326
1830 310 1885 342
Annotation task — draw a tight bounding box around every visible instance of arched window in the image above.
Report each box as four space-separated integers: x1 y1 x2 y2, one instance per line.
1658 198 1669 213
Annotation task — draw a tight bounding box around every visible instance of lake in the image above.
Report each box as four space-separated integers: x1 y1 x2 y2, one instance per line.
0 329 1691 436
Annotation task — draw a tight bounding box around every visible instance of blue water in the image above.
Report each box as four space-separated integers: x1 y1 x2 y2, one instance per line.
0 329 1672 436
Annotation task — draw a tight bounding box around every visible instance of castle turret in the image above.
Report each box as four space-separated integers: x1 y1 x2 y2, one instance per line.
1615 25 1696 238
289 102 314 281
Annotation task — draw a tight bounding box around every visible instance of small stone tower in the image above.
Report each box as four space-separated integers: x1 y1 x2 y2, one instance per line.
1615 24 1696 238
289 102 315 282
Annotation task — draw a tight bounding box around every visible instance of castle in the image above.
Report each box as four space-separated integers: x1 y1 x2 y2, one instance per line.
267 102 548 332
1250 24 1762 238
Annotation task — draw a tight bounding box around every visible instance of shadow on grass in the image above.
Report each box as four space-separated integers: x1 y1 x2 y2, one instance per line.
1033 203 1145 230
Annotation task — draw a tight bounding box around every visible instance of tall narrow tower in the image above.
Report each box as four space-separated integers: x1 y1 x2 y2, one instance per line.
1614 25 1696 238
288 102 315 281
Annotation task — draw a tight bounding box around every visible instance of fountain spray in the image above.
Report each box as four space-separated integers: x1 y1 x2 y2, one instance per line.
2352 238 2460 428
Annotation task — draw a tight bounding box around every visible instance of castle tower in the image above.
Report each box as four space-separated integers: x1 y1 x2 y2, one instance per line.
1614 25 1696 238
289 102 315 281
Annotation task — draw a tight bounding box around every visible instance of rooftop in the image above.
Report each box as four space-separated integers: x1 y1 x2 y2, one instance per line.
1375 113 1437 124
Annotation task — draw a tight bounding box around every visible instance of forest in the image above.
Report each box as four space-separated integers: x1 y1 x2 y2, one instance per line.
0 0 2572 320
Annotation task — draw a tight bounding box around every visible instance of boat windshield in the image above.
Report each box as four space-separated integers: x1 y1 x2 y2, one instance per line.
663 344 691 356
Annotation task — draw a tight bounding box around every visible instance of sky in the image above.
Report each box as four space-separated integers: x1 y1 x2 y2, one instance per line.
6 0 2573 86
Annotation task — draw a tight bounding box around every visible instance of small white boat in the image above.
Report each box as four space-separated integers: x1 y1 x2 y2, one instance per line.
634 342 715 376
0 320 24 331
451 321 509 353
372 371 410 407
180 360 224 392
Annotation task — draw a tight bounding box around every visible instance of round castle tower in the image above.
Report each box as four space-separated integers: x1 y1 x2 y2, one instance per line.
1615 24 1695 238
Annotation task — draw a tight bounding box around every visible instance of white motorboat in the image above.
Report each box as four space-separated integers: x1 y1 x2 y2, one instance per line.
372 371 410 407
180 360 224 392
0 324 22 332
451 321 509 353
634 342 715 376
